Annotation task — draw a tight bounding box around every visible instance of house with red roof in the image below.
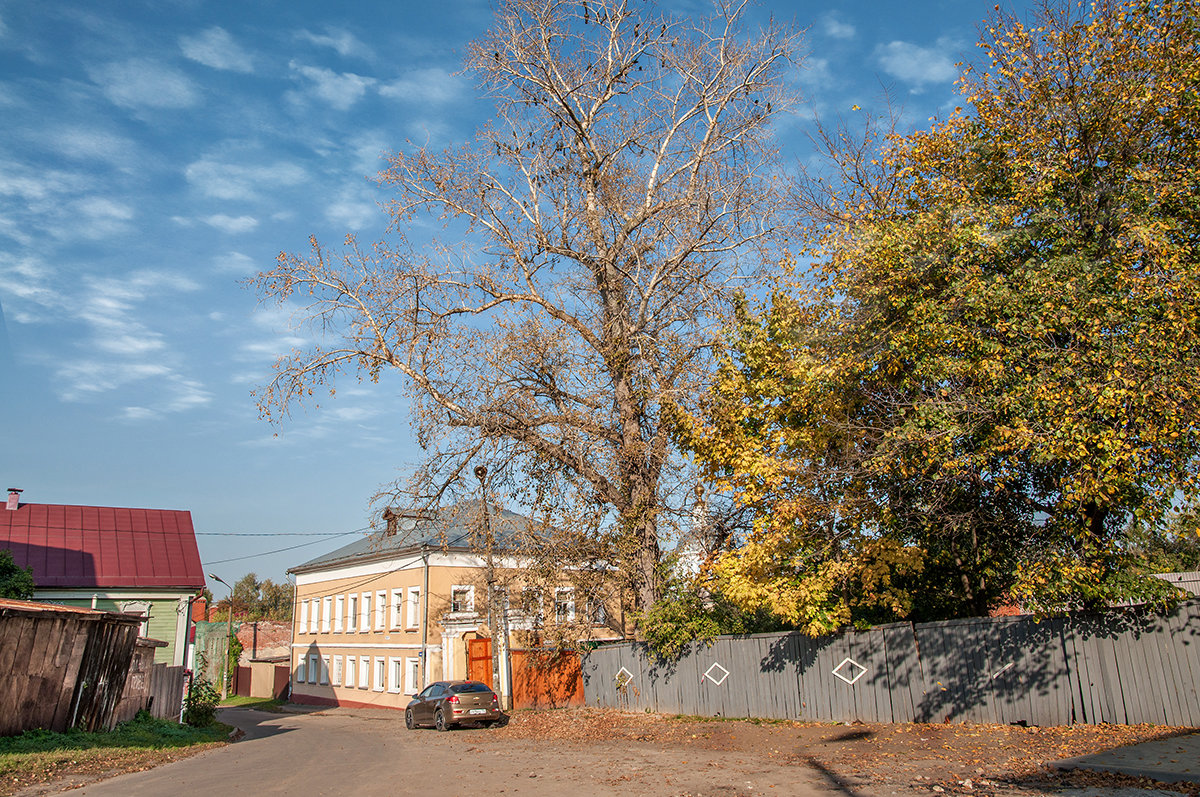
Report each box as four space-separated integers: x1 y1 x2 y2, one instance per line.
0 488 206 665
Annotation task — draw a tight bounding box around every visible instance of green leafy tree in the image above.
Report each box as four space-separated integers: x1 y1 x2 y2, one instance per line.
0 549 35 600
678 0 1200 630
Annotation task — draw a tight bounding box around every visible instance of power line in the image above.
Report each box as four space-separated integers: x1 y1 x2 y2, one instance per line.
203 527 370 565
197 532 352 537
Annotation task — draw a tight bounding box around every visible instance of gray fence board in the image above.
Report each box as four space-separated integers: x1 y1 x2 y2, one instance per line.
582 599 1200 727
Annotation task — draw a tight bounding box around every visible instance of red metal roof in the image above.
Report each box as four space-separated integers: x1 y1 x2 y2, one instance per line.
0 501 205 590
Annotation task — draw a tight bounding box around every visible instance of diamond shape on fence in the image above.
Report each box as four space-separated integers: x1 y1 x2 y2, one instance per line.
615 666 634 689
832 657 867 685
703 662 730 686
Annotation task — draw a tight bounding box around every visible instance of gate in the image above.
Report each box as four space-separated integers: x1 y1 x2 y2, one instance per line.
467 638 493 686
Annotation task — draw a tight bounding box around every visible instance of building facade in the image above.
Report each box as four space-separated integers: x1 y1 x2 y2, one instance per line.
287 502 623 709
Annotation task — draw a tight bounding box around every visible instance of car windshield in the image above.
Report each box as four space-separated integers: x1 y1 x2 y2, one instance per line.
449 682 492 693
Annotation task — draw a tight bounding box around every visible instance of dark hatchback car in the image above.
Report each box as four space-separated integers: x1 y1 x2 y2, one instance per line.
405 680 503 731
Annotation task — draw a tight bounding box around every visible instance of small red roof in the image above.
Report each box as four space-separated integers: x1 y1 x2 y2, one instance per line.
0 501 205 590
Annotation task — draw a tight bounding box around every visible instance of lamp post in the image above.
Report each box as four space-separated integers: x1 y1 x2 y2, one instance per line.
208 573 234 701
475 466 504 704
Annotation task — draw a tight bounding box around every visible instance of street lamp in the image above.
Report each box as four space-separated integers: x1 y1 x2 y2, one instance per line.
208 573 234 701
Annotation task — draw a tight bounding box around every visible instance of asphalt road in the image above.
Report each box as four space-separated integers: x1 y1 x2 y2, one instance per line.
59 707 839 797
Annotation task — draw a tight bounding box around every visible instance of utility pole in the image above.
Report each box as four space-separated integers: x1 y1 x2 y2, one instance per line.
475 466 504 703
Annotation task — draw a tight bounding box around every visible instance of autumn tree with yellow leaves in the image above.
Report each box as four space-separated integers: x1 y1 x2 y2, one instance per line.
677 0 1200 633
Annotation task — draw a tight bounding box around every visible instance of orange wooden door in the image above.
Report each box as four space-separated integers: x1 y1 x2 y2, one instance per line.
467 638 493 687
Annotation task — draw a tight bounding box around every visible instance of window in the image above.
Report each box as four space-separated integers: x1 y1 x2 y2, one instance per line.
375 590 386 630
390 589 403 629
299 599 309 633
345 656 356 688
406 587 421 629
320 656 330 685
405 657 420 694
555 588 575 623
296 656 306 684
334 595 345 632
523 588 544 624
374 657 386 692
388 657 403 693
307 654 319 684
321 596 332 633
359 656 370 689
587 596 607 625
347 594 358 632
450 585 474 613
332 655 343 686
360 592 371 631
308 599 318 634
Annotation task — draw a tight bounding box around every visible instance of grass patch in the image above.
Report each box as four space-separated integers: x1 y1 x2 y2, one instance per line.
218 695 286 712
0 712 227 795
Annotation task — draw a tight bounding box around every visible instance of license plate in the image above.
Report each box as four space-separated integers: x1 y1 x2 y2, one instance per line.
468 708 487 715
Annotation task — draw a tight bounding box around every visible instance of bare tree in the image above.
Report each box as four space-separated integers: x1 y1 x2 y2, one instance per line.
255 0 800 613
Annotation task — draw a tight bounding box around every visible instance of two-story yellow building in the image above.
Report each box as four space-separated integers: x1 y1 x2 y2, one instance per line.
287 501 623 709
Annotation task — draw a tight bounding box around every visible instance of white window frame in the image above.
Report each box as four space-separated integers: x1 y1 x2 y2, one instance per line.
406 586 421 629
390 589 403 629
320 655 330 685
360 592 371 631
307 654 319 684
332 655 343 686
296 655 306 684
374 590 386 630
321 596 332 633
334 595 345 632
359 656 370 689
404 657 420 694
388 657 403 693
298 599 309 633
555 588 576 623
450 584 475 614
345 655 356 688
308 598 318 634
347 594 358 632
374 657 386 692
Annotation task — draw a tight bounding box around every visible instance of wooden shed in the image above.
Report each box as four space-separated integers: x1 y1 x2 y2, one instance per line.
0 597 144 736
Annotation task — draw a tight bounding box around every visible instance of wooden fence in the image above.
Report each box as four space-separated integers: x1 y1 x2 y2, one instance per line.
582 599 1200 727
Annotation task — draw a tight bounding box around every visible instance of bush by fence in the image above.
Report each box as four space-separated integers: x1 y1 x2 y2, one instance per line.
582 600 1200 726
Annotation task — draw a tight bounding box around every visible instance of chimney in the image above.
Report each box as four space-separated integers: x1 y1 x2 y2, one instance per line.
6 488 20 511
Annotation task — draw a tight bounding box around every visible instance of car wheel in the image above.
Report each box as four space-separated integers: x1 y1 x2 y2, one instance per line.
405 709 416 730
435 709 449 732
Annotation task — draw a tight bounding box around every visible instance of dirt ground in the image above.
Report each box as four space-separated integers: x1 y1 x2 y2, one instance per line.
486 707 1199 797
5 707 1197 797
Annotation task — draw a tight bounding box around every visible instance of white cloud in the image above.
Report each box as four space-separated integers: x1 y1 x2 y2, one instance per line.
820 13 856 40
88 59 201 109
378 67 464 105
875 38 960 91
204 214 259 233
296 28 371 59
213 251 258 274
180 27 254 73
46 128 139 169
184 158 307 201
324 185 378 230
289 62 375 110
58 360 172 400
72 196 135 239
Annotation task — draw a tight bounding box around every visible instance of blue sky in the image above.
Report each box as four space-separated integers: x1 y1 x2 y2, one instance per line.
0 0 1028 585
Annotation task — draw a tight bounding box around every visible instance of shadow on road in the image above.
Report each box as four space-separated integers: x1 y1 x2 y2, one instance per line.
215 707 300 742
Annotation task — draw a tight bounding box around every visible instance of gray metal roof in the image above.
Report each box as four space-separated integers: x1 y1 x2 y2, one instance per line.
288 501 539 574
1154 571 1200 597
